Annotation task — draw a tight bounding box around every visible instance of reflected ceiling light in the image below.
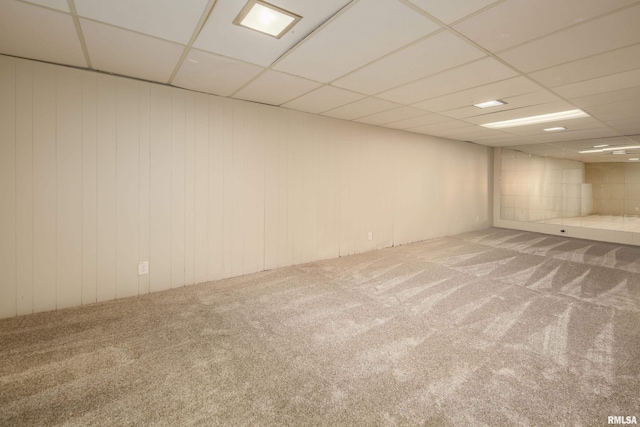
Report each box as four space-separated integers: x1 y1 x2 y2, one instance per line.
613 150 627 155
480 109 588 129
543 126 566 132
593 144 609 148
234 0 301 39
473 100 507 109
629 158 640 161
579 145 640 154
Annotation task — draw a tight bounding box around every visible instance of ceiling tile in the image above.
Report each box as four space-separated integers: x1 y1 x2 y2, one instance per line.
440 90 561 120
383 113 451 130
322 97 399 120
501 116 608 137
504 143 568 156
409 121 479 137
273 0 440 82
412 76 540 112
604 119 640 133
194 0 351 67
22 0 70 12
585 98 640 120
409 119 476 134
610 124 640 135
0 1 86 67
332 31 485 95
379 57 518 105
442 128 508 140
75 0 208 44
498 4 640 72
470 131 518 141
570 86 640 109
529 44 640 88
528 127 621 143
234 71 321 106
356 106 427 126
469 136 539 146
281 85 365 114
407 0 500 24
454 0 637 53
173 49 264 96
553 68 640 99
82 19 183 83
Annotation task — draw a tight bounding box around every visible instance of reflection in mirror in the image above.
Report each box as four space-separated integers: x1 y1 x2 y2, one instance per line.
499 135 640 234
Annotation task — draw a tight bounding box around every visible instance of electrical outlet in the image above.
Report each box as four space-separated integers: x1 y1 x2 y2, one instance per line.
368 231 373 241
138 261 149 276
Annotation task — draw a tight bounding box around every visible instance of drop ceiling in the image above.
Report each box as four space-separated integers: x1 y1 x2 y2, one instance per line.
1 0 640 162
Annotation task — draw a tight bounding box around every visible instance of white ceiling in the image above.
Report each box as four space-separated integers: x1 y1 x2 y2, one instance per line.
2 0 640 162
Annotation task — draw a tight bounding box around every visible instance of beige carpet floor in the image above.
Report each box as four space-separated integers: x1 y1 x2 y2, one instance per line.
1 227 639 426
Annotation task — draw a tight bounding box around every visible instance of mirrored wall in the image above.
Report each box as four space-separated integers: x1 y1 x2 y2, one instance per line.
500 148 640 233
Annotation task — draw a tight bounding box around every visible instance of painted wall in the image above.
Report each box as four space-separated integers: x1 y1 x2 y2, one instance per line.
0 55 493 319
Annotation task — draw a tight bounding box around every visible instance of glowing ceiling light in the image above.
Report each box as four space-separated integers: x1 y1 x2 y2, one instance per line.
480 109 589 129
234 0 301 39
473 100 507 109
579 145 640 154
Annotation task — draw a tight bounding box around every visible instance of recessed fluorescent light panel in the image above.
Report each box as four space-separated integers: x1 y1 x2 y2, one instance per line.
234 0 301 39
579 145 640 154
544 126 566 132
481 109 588 129
629 158 639 161
473 100 507 109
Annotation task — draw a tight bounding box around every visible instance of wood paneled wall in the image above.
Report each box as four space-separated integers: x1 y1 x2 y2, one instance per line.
0 55 492 318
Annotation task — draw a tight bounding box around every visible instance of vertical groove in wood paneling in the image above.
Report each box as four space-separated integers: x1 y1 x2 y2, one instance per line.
276 109 288 268
115 78 140 299
149 85 172 292
291 111 304 265
208 96 224 282
81 70 98 305
287 110 299 266
32 62 57 313
242 102 259 275
193 93 209 284
263 105 279 271
315 116 328 261
138 82 151 295
0 56 17 318
171 88 186 289
231 100 244 277
338 122 352 257
326 117 339 259
96 74 117 302
356 124 370 254
184 91 196 286
15 59 34 316
221 98 234 279
56 66 83 309
255 104 265 274
303 114 318 263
